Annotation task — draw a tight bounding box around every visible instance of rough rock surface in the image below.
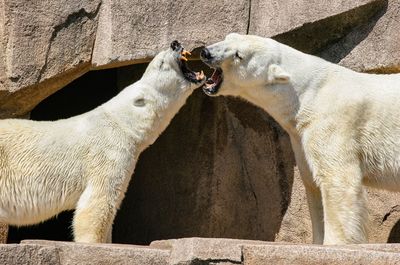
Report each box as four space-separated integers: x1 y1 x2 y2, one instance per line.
150 237 271 264
250 0 388 54
1 0 400 248
274 169 312 243
92 0 249 68
0 0 101 117
0 238 396 265
242 244 400 265
249 0 383 36
0 224 7 244
16 240 169 265
321 0 400 73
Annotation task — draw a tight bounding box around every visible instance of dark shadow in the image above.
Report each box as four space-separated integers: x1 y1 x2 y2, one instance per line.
387 218 400 243
7 211 74 243
320 0 388 63
113 61 295 244
30 69 119 120
113 93 295 244
273 0 388 56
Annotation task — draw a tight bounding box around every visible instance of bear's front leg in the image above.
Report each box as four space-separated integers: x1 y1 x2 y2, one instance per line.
305 184 324 244
319 167 368 245
72 184 120 243
321 175 367 245
303 133 368 244
291 137 324 244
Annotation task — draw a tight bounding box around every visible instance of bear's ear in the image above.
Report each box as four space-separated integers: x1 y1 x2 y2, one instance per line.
226 32 241 40
267 64 290 84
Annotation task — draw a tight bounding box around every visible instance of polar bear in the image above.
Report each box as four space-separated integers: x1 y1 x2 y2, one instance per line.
0 41 205 243
200 33 400 245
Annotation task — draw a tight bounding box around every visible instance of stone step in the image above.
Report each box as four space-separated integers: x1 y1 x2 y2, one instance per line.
243 244 400 265
18 240 170 265
0 238 393 265
152 237 400 265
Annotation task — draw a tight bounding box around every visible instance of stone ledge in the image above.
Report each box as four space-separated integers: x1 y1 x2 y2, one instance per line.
19 240 170 265
242 244 400 265
0 238 399 265
151 237 280 264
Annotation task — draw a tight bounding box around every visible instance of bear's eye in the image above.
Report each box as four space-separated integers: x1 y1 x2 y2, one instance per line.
134 97 145 107
235 51 243 60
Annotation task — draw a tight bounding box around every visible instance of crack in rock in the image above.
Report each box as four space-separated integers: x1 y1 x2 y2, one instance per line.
381 205 400 225
191 258 242 265
37 2 102 83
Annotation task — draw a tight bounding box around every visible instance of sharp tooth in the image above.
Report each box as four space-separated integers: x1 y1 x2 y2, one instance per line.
182 50 191 56
180 50 191 61
196 70 205 80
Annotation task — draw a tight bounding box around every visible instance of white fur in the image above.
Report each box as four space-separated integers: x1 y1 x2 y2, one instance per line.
0 47 204 243
203 33 400 244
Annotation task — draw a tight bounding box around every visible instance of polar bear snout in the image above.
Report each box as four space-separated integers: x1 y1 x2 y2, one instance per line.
170 40 183 52
200 47 225 96
200 46 224 68
200 48 212 61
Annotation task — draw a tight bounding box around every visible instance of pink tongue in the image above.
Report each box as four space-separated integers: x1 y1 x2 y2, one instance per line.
206 78 214 84
211 69 221 83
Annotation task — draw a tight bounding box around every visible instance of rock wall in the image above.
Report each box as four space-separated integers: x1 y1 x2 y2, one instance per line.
1 0 400 244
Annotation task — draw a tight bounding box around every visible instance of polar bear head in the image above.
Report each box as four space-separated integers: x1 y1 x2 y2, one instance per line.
107 41 206 114
200 33 290 97
141 40 206 96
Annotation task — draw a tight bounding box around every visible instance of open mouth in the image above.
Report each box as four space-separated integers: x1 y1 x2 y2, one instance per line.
171 40 205 84
178 53 205 84
202 68 223 96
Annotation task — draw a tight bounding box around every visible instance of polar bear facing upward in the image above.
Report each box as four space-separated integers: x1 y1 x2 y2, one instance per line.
0 41 205 243
200 33 400 245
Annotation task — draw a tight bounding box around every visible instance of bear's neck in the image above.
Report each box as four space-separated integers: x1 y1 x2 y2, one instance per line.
240 46 344 138
97 79 193 153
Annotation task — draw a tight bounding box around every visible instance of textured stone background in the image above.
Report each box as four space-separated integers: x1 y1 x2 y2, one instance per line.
1 0 400 244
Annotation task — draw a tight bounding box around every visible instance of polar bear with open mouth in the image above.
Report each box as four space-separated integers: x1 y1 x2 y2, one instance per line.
0 41 205 243
200 33 400 245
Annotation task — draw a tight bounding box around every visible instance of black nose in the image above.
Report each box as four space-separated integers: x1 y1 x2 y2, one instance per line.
200 48 212 60
170 40 181 51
